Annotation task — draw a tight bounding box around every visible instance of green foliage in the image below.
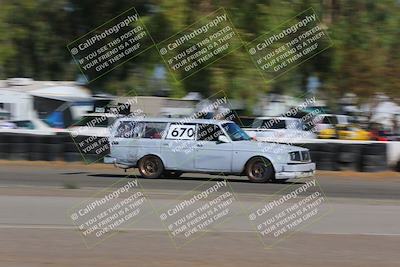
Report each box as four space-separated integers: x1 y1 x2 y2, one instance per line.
0 0 398 104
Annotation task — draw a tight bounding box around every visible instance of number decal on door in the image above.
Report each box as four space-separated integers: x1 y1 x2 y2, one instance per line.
167 124 195 140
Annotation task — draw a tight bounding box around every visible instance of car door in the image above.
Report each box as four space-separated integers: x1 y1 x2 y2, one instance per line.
161 123 197 170
110 120 143 164
194 123 232 171
137 121 167 159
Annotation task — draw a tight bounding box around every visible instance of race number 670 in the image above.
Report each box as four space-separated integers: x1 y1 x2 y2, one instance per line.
167 125 195 140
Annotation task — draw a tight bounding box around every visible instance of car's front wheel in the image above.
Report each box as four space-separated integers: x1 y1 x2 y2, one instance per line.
138 155 164 178
246 157 275 183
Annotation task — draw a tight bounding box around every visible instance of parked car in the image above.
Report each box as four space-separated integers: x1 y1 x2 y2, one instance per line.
370 129 400 141
368 122 400 141
243 117 316 142
318 124 371 140
104 118 315 183
314 114 350 132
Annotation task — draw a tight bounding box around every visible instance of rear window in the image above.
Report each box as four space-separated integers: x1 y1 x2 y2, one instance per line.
114 121 143 138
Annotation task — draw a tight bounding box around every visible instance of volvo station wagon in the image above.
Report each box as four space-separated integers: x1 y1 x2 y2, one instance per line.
104 118 315 183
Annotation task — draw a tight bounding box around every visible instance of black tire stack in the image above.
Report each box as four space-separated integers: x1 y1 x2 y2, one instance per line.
395 160 400 172
308 143 339 171
62 133 83 162
30 135 47 161
8 134 30 160
298 142 388 172
359 143 387 172
86 136 110 163
0 134 11 160
29 135 64 161
61 134 110 163
337 144 363 171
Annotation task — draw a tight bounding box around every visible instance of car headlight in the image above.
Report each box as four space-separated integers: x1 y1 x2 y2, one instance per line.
289 151 310 162
289 151 301 161
301 151 310 162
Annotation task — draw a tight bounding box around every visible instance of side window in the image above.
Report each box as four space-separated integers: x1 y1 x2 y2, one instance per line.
142 122 167 139
197 124 225 142
166 124 196 140
114 121 143 138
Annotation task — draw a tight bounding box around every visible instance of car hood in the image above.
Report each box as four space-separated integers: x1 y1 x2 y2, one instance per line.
231 140 308 153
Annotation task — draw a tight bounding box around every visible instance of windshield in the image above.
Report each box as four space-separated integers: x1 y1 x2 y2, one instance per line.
222 123 251 141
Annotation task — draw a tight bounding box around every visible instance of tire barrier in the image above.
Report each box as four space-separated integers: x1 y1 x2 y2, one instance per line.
0 133 393 172
296 142 388 172
0 133 83 162
337 144 363 171
61 133 82 162
359 143 387 172
71 135 110 163
299 143 338 171
29 135 64 161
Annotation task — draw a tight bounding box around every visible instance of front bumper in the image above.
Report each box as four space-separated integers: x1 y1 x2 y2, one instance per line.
275 162 316 180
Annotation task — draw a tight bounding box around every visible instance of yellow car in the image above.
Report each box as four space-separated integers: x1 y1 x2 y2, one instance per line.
319 125 371 140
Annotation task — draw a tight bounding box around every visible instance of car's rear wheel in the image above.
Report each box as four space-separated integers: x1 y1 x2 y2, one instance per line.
138 155 164 179
162 170 183 178
246 157 275 183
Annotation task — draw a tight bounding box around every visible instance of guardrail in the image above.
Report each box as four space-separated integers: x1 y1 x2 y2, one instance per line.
0 133 398 172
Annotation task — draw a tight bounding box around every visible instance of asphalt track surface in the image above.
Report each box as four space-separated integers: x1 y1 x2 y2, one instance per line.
0 161 399 267
0 163 400 200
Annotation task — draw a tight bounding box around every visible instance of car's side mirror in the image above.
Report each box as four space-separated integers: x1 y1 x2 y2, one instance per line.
217 135 230 143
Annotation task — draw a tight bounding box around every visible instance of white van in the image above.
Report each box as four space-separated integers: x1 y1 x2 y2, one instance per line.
105 118 315 183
